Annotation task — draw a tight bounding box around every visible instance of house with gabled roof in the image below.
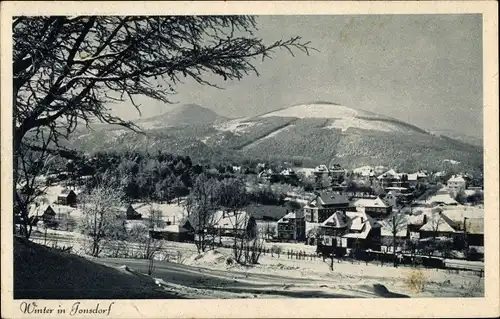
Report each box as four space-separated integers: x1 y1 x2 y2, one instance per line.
124 204 142 220
29 204 57 225
447 175 467 193
277 210 305 242
378 169 409 189
304 192 350 224
342 211 382 251
258 168 279 183
329 164 346 184
352 196 392 220
304 192 351 244
418 211 459 239
57 189 77 207
150 224 194 242
407 170 429 188
316 210 382 255
207 210 257 239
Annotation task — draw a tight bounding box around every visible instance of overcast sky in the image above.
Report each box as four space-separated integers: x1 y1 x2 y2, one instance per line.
111 14 483 139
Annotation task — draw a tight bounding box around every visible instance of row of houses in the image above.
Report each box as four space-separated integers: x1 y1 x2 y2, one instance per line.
276 192 391 248
274 190 484 257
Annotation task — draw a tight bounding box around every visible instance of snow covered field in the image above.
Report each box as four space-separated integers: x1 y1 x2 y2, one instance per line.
31 227 484 299
214 118 261 135
98 247 484 299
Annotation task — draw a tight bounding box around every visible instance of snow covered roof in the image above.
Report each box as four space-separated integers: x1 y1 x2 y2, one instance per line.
426 193 459 205
343 211 381 239
314 165 329 173
277 211 302 223
58 189 76 197
307 192 350 207
280 168 296 176
353 196 390 208
212 210 252 230
377 169 401 180
353 166 372 173
384 187 409 192
419 212 458 233
456 218 484 234
407 173 419 181
133 202 186 221
343 222 375 240
157 224 189 233
448 175 466 183
29 204 53 217
321 211 349 228
440 206 484 222
329 164 344 171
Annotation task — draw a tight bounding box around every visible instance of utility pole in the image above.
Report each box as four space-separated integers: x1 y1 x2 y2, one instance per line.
463 217 468 251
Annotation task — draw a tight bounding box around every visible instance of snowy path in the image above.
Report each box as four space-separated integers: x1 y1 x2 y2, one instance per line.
96 258 387 299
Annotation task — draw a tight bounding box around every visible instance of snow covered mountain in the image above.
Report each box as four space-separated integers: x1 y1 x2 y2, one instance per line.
68 102 482 171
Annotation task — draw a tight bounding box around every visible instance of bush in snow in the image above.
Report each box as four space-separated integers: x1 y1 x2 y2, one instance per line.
404 268 427 293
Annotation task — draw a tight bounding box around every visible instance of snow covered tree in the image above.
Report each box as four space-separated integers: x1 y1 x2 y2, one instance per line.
390 213 407 266
184 173 221 253
78 185 125 257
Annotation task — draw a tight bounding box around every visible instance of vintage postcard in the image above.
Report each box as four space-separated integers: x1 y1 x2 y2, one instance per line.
1 1 498 318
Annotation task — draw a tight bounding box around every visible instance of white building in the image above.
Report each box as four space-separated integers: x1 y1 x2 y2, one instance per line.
447 175 466 192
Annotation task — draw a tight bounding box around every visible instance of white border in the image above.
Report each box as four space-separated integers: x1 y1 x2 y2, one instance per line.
1 1 498 318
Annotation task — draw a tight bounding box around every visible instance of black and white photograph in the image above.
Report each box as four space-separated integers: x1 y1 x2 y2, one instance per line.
1 1 499 318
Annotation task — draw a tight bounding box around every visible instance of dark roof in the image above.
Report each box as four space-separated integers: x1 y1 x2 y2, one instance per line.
58 190 76 197
316 192 350 206
43 206 56 216
244 205 288 221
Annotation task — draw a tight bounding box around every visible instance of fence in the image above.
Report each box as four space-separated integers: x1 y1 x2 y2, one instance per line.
30 235 484 276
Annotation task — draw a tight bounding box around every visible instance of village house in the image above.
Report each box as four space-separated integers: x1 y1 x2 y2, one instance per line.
29 204 57 225
317 210 350 255
57 190 77 207
417 211 460 240
407 170 429 188
342 211 382 252
279 168 299 184
329 164 346 184
355 169 377 185
150 224 195 242
314 164 329 175
41 206 57 224
232 165 242 173
377 169 409 189
276 211 305 242
384 191 399 207
258 168 279 183
206 210 257 239
304 192 351 224
447 175 467 193
352 196 392 220
455 218 484 247
124 204 142 220
316 210 382 255
440 206 484 247
426 189 459 206
304 192 351 244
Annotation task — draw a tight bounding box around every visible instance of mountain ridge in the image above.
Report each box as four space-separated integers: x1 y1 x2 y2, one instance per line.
67 102 482 171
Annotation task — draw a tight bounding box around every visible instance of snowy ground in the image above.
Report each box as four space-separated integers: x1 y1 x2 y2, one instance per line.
31 228 484 299
97 247 484 299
